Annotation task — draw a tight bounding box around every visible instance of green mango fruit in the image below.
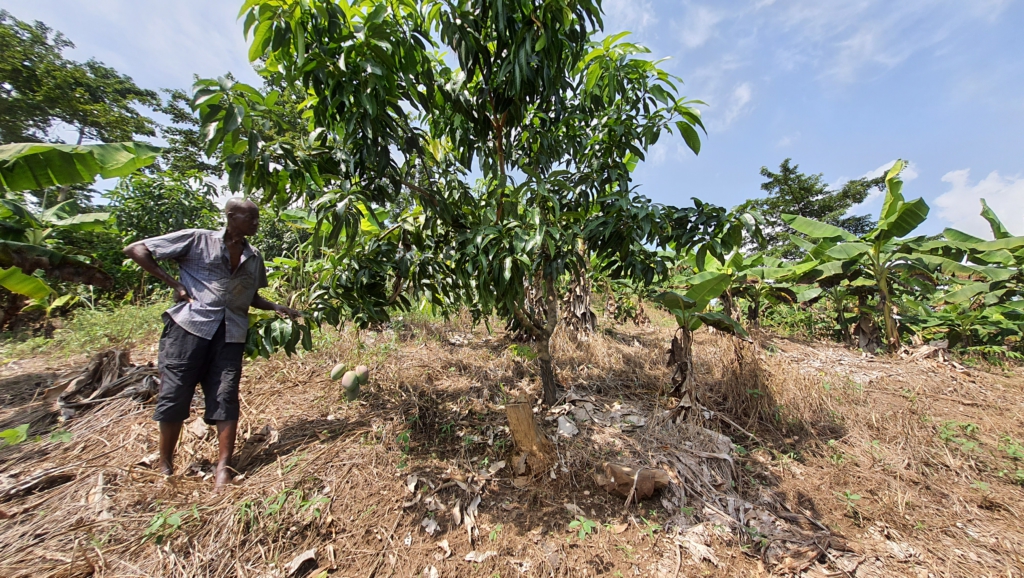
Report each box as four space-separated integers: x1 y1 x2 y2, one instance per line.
330 362 348 381
344 382 360 402
341 371 359 401
354 365 369 385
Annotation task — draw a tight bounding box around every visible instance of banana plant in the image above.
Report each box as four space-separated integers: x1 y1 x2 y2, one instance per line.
782 160 935 351
653 272 749 415
926 199 1024 308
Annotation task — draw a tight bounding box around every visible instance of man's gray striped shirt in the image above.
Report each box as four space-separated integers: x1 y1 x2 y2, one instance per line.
143 229 267 343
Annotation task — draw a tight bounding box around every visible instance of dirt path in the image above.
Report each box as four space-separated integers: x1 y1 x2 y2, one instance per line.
0 317 1021 577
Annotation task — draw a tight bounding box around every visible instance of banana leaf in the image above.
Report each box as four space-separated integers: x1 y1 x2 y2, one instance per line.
980 199 1010 240
0 142 162 193
782 214 858 241
0 266 53 299
695 311 750 340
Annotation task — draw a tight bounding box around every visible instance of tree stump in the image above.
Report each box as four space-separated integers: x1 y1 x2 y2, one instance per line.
505 393 554 476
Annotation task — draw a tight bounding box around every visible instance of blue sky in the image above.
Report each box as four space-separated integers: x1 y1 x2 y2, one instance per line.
4 0 1023 238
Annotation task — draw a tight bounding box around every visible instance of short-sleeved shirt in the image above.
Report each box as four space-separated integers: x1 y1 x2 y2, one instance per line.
143 229 267 343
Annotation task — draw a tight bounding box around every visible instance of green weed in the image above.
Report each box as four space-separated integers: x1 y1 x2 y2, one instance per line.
568 515 597 540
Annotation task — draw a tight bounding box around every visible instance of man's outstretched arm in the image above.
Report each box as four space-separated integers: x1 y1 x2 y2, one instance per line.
251 293 301 318
123 242 192 303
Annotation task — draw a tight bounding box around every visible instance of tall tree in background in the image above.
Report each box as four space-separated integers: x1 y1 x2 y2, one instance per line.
153 88 224 176
0 10 160 207
743 158 881 259
0 11 159 145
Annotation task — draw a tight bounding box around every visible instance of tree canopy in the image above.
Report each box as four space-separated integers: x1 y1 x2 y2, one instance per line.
742 158 881 259
0 10 159 146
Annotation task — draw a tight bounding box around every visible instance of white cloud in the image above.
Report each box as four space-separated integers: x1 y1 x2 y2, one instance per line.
4 0 260 93
603 0 657 33
775 133 799 148
678 5 722 49
707 82 753 131
935 169 1024 239
855 159 919 204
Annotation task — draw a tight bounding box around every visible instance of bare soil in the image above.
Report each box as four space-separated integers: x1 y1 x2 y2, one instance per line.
0 313 1021 577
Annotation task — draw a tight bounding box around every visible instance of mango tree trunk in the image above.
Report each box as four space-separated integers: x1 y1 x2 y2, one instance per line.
505 392 554 475
511 272 561 406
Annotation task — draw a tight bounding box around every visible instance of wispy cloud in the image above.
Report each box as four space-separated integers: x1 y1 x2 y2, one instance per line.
677 4 722 49
603 0 657 34
935 169 1024 238
706 82 753 131
4 0 259 93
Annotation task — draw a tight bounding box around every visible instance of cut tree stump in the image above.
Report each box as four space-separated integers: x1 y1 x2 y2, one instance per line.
505 393 554 477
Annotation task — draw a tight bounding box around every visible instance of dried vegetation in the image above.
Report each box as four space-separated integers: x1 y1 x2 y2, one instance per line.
0 311 1022 577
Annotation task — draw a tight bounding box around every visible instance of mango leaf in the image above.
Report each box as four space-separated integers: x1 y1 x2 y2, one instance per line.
695 311 750 340
0 142 161 193
825 243 871 261
979 198 1010 239
0 266 53 299
782 214 857 241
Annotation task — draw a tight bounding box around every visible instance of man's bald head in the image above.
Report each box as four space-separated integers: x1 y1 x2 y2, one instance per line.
225 197 258 216
224 198 260 237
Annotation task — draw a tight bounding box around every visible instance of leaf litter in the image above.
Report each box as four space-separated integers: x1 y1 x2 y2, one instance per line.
0 314 1020 577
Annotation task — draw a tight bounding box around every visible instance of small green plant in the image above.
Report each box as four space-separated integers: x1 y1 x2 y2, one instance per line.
143 506 200 544
615 544 635 560
489 523 503 542
0 424 29 446
640 517 661 540
836 490 862 518
826 439 846 465
938 421 980 451
680 506 695 517
970 481 990 493
508 344 537 361
440 421 456 437
568 515 597 540
48 430 73 443
999 436 1024 461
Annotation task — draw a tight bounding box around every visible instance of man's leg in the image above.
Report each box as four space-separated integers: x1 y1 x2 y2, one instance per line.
201 321 244 490
154 317 208 478
214 421 238 488
158 421 184 475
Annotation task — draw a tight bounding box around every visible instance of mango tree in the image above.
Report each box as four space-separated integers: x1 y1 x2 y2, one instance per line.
202 0 741 409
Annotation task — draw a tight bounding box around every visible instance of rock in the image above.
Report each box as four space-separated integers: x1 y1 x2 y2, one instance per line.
594 462 670 499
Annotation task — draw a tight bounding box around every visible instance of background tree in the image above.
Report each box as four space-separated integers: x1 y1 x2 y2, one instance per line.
743 158 881 259
0 10 159 146
153 88 224 176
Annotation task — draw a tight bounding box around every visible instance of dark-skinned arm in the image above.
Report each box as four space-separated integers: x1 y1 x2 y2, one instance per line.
251 292 301 319
123 242 192 303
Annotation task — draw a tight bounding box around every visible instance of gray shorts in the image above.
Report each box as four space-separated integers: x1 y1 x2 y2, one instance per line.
153 317 244 424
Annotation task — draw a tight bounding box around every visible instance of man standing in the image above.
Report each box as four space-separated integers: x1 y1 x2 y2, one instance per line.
124 198 299 489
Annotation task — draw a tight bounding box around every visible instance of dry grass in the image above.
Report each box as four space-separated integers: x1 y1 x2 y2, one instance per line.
0 310 1021 577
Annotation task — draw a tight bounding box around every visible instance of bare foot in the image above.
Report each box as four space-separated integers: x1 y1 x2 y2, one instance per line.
213 464 234 491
